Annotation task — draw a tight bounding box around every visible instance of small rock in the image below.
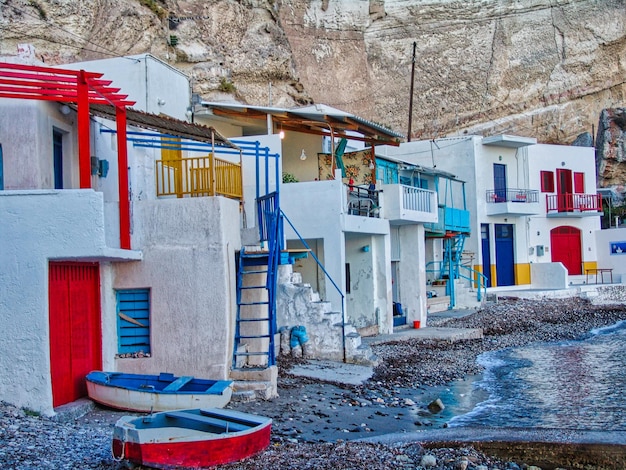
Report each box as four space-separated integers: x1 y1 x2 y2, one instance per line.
427 398 445 413
404 398 416 406
456 458 469 470
420 454 437 467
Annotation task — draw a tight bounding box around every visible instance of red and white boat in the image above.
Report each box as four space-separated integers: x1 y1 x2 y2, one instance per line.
111 408 272 469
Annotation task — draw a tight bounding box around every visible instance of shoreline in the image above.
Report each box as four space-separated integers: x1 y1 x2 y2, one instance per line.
2 297 626 469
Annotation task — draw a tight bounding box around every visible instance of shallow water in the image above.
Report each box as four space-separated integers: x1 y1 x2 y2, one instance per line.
449 320 626 430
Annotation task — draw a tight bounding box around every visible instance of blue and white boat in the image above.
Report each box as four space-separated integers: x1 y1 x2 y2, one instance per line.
86 371 233 412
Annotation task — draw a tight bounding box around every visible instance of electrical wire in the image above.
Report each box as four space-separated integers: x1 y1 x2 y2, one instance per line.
1 1 145 61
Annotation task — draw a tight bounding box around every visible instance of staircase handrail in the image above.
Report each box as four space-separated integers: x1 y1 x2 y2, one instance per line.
426 260 487 303
458 265 487 302
280 209 347 362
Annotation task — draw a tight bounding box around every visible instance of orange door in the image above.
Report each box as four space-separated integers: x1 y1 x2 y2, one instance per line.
49 262 102 407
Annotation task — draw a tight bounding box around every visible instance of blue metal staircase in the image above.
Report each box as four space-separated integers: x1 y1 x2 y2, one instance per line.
232 192 281 370
441 234 466 307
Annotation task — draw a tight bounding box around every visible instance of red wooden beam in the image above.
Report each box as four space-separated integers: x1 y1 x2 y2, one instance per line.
78 70 91 189
116 106 131 249
0 61 102 78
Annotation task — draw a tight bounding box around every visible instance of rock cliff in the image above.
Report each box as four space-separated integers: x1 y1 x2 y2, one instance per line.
1 0 625 147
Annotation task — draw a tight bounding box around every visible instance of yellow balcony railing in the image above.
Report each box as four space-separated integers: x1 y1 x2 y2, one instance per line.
155 154 243 200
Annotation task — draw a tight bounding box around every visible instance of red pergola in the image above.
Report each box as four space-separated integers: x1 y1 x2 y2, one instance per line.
0 62 136 249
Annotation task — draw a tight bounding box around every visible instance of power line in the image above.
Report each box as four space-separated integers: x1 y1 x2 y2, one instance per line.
2 1 141 61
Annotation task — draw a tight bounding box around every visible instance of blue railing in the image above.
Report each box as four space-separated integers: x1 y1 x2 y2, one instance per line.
425 207 470 234
281 209 347 362
426 261 487 307
257 192 283 248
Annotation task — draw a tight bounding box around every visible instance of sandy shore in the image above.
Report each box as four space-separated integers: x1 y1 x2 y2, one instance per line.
3 296 626 469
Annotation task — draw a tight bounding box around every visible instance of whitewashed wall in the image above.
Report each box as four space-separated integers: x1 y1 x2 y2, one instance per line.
527 144 600 266
112 196 241 379
0 190 140 415
595 228 626 283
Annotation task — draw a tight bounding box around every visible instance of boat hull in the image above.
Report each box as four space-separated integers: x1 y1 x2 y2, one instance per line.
86 371 233 412
112 409 271 469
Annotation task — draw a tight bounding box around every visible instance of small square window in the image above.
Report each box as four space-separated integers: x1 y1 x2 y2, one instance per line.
540 171 554 192
116 289 150 355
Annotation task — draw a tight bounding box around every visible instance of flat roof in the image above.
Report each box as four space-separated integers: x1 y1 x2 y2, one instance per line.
482 134 537 148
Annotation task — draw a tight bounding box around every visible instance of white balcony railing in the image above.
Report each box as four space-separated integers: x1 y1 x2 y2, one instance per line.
380 184 438 224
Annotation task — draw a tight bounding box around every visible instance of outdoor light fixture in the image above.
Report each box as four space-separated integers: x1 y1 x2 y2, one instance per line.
369 160 375 170
59 104 71 115
279 130 285 139
362 245 370 252
300 149 307 161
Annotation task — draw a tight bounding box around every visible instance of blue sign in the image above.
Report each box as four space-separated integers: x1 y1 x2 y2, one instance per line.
610 241 626 255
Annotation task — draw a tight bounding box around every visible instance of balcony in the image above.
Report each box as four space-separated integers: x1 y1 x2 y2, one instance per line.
546 193 603 218
380 184 438 225
346 184 381 218
485 188 541 216
425 206 470 236
156 154 242 200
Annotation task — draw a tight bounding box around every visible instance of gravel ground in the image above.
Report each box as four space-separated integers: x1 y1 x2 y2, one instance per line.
2 296 626 469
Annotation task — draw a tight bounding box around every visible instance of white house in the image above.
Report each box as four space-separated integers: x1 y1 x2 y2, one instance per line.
0 54 274 414
377 135 602 290
194 102 447 360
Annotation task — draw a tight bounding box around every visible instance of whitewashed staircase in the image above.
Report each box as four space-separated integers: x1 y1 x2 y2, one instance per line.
276 265 377 365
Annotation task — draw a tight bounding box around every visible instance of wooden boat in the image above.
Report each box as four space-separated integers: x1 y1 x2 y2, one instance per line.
86 371 233 412
111 408 272 469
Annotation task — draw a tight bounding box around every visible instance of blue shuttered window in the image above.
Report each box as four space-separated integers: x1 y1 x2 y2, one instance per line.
116 289 151 354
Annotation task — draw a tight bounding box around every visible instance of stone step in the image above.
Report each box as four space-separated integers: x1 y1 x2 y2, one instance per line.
231 380 276 401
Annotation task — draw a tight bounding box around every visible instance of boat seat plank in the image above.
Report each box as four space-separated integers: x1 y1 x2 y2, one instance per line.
162 376 194 392
206 380 233 395
199 408 267 426
165 411 250 432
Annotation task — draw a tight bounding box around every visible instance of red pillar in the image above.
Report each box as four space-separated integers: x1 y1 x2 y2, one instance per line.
116 106 131 249
77 70 91 189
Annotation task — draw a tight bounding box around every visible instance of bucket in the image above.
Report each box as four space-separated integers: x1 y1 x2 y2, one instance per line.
413 320 421 329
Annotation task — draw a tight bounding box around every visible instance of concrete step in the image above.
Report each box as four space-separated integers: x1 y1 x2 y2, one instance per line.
428 295 450 313
231 380 277 401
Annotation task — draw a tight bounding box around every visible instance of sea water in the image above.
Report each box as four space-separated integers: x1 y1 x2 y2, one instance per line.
448 320 626 430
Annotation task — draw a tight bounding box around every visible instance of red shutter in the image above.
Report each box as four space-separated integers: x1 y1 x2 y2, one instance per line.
540 171 554 192
574 172 585 193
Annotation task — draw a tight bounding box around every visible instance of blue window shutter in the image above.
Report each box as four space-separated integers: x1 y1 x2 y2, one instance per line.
116 289 150 354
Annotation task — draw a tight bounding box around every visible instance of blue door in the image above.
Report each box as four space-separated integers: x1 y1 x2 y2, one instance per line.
495 223 515 286
493 163 507 202
0 144 3 190
481 224 492 287
53 130 63 189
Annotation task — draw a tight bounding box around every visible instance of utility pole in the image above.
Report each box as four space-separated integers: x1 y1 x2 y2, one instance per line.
408 41 417 142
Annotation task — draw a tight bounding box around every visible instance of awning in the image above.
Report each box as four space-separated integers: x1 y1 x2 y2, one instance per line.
87 104 238 149
197 102 404 146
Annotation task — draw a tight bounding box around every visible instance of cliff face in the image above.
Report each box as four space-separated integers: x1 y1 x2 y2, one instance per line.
1 0 625 146
597 108 626 201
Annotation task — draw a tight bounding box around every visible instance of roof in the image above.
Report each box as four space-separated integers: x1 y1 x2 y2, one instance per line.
482 134 537 148
88 104 237 149
197 102 404 146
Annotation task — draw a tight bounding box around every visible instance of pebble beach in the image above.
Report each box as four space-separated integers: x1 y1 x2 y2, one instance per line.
2 295 626 469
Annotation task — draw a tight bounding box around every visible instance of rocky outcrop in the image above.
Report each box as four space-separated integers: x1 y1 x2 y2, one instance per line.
596 108 626 203
1 0 625 145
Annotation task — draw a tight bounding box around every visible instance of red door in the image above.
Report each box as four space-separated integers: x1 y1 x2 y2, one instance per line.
550 226 582 275
49 262 102 407
556 169 573 212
